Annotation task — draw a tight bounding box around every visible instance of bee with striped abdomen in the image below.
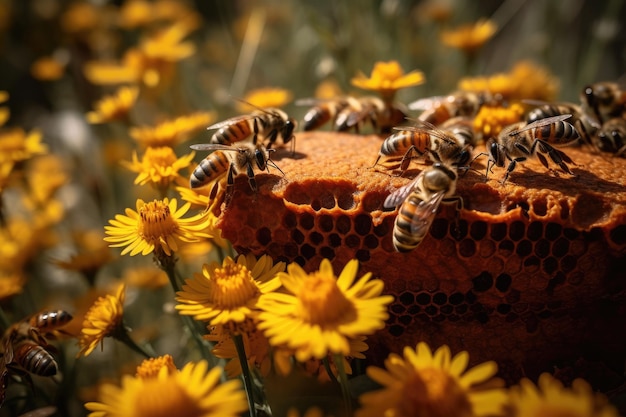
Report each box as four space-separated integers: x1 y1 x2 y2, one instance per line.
595 117 626 156
580 81 626 125
409 91 485 125
384 162 462 252
485 114 580 184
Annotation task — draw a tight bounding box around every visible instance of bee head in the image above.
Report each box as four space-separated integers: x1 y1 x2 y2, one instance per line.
281 118 297 143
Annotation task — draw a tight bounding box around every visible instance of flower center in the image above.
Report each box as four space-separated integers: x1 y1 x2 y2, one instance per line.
400 367 472 417
297 272 355 326
211 263 259 309
134 379 203 417
138 200 178 241
143 147 178 168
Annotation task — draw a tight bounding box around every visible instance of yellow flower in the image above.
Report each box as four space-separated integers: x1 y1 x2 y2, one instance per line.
236 87 293 112
0 270 26 301
122 266 169 289
24 154 68 206
52 230 113 282
121 146 195 191
257 259 393 362
135 355 177 379
0 91 8 127
175 254 285 326
301 336 369 383
118 0 154 29
508 373 620 417
84 49 143 86
30 55 66 81
129 111 216 148
104 198 212 257
84 361 248 417
78 284 126 357
0 128 47 163
60 2 101 34
0 160 13 192
86 86 139 124
473 103 524 139
351 60 425 98
440 18 497 53
356 342 508 417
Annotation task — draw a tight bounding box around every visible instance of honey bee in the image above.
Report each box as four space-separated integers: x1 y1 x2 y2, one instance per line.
384 162 462 252
580 81 626 125
1 310 73 406
374 119 471 172
189 142 283 192
409 91 486 125
524 99 599 146
207 107 296 151
298 96 407 133
595 117 626 156
485 114 580 183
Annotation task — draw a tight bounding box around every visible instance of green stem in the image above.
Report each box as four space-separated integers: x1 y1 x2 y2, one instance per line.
334 353 353 417
232 333 257 417
114 325 153 359
322 357 338 383
0 306 10 332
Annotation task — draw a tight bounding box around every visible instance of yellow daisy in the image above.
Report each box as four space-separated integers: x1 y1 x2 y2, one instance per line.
129 111 216 148
84 361 248 417
507 373 620 417
30 55 66 81
121 146 195 191
86 86 139 124
257 259 393 362
236 87 293 112
0 270 26 301
440 18 497 54
122 266 169 290
104 198 212 257
135 355 178 378
175 254 285 327
77 283 126 357
0 128 47 163
84 49 143 86
473 103 525 139
351 60 425 99
356 342 508 417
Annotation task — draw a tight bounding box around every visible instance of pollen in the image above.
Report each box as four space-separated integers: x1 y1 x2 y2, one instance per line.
138 201 178 241
297 273 354 325
211 263 259 309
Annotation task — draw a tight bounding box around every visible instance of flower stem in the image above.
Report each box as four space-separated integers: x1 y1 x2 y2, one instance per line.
115 325 153 359
232 333 257 417
334 353 353 416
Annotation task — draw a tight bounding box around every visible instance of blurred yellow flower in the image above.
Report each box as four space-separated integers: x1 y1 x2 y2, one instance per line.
78 284 126 357
24 154 68 206
53 230 113 283
0 160 13 192
473 103 525 139
60 1 101 34
302 336 369 383
84 49 143 86
356 342 508 417
236 87 293 112
507 373 620 417
122 266 169 289
175 254 285 327
0 218 50 273
440 18 497 54
30 56 66 81
87 86 139 124
257 259 393 362
287 407 333 417
104 198 213 257
0 128 47 163
121 146 195 191
0 91 9 126
135 355 178 379
351 60 425 99
118 0 153 29
85 361 248 417
0 270 26 301
129 111 216 148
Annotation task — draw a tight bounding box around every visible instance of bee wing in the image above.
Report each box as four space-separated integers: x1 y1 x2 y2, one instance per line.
190 143 239 152
207 115 256 131
509 114 572 136
383 174 422 209
232 98 283 115
408 96 446 111
409 190 446 235
400 118 457 143
295 97 334 106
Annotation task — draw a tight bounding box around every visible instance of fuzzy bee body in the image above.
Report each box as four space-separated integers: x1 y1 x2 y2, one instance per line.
409 91 484 125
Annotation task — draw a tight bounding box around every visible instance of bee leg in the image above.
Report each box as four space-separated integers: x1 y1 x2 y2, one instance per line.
246 161 258 192
399 146 424 172
501 157 526 185
226 162 238 197
266 129 279 150
537 140 574 175
444 196 465 239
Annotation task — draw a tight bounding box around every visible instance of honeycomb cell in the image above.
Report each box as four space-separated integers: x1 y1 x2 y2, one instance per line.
327 233 341 248
610 225 626 246
388 325 404 337
432 292 447 305
526 221 543 241
283 211 297 228
256 227 272 246
440 305 453 315
495 273 512 293
515 239 533 257
300 244 316 259
319 246 335 260
354 214 372 236
531 199 548 217
534 238 551 258
363 234 379 249
373 222 390 237
355 249 370 262
336 215 351 234
310 231 323 245
430 218 448 240
291 229 305 244
344 234 360 248
490 223 507 241
448 292 465 305
318 215 334 233
399 292 415 305
300 212 315 230
545 222 562 240
552 237 570 257
497 303 512 314
424 305 438 316
508 221 526 241
498 240 515 254
458 238 477 257
470 221 488 240
398 315 413 325
416 292 431 305
451 219 468 241
542 257 559 274
390 304 406 314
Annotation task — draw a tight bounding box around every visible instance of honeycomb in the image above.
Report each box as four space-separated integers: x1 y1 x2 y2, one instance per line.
216 131 626 386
